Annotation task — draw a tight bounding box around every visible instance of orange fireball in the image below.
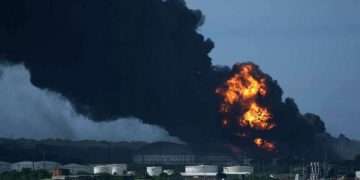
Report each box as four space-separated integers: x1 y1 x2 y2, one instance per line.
216 63 277 151
254 138 275 152
241 103 275 130
216 63 275 131
216 64 267 105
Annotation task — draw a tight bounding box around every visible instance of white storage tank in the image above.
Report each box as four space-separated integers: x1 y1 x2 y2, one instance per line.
356 170 360 179
181 165 218 176
111 164 127 176
94 165 111 174
223 165 254 175
127 170 136 176
163 169 174 176
147 166 163 176
0 162 10 173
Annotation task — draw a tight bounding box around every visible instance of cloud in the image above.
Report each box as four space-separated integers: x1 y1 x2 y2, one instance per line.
0 62 180 143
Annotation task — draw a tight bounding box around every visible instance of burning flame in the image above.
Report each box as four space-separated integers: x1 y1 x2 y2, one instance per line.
216 64 267 106
216 63 275 130
216 63 277 151
254 138 275 152
241 103 274 130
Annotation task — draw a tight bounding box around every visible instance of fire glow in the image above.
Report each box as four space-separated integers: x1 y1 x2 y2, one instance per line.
216 63 276 151
254 138 275 152
241 103 274 130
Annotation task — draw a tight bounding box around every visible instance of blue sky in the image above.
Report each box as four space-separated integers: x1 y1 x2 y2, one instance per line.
185 0 360 139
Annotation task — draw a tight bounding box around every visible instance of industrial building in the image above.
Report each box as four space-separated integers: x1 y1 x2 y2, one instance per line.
10 161 61 172
61 163 92 175
356 170 360 180
133 142 242 166
52 175 95 180
133 142 195 165
196 154 237 165
11 161 35 171
34 161 61 172
0 161 10 173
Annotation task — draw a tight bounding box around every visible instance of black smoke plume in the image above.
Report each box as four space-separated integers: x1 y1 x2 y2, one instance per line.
0 0 327 157
0 0 217 142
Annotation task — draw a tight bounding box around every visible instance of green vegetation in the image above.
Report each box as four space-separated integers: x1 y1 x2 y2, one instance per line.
151 173 181 180
0 169 51 180
95 174 125 180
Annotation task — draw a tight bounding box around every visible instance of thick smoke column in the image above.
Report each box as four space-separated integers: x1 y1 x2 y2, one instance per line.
0 0 328 157
0 63 180 143
0 0 216 142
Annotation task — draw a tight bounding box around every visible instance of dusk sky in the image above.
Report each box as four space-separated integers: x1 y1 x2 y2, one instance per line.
186 0 360 139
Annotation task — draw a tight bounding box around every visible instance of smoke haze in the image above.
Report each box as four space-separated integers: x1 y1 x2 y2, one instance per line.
0 63 180 143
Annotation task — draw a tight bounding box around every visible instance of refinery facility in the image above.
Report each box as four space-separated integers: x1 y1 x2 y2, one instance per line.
0 141 359 180
0 161 256 180
0 156 359 180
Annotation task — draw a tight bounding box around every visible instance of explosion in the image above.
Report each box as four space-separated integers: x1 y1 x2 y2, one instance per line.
254 138 276 152
241 103 274 130
216 63 276 151
216 64 267 112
